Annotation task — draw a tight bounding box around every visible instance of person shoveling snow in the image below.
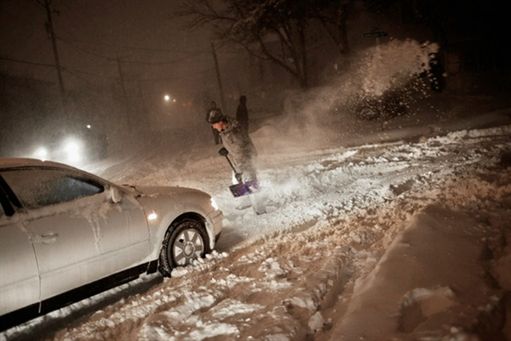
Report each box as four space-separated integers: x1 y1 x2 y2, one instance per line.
207 108 266 214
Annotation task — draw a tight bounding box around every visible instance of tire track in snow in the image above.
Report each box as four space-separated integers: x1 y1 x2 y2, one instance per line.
5 127 510 340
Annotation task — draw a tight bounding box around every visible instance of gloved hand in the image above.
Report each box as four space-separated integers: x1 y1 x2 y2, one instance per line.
235 172 243 183
218 147 229 156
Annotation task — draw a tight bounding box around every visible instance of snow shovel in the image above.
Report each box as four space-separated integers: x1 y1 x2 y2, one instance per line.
218 147 259 197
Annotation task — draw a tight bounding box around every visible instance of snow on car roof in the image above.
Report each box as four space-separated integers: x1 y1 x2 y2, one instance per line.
0 158 82 172
0 158 115 186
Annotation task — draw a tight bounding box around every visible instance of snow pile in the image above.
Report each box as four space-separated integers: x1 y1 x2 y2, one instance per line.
327 184 511 340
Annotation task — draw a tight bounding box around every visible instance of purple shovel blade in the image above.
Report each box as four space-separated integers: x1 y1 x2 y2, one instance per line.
229 180 259 197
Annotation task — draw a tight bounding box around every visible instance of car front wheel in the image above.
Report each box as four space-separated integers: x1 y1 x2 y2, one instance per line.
158 218 210 277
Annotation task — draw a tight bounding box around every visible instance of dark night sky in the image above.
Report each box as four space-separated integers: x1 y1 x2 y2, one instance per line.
0 0 214 95
3 0 509 106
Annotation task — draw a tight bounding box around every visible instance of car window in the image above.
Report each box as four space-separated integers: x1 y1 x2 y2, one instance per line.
0 181 15 217
1 169 104 209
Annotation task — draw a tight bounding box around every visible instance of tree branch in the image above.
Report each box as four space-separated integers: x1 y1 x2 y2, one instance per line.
257 36 299 78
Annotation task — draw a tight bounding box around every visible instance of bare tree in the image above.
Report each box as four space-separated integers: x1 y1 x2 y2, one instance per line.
181 0 313 88
310 0 353 54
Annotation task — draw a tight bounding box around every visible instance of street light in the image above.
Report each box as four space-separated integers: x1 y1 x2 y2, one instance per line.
164 94 171 102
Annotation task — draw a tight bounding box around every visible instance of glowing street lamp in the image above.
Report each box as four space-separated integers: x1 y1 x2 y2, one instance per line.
164 94 171 102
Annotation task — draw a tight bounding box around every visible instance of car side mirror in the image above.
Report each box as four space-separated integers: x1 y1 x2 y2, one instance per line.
109 186 123 203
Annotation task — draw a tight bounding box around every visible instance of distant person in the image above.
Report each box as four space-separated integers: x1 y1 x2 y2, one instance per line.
235 95 249 134
205 100 221 145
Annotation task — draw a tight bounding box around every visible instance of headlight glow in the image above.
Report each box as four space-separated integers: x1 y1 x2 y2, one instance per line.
62 137 83 164
33 146 49 160
210 198 219 211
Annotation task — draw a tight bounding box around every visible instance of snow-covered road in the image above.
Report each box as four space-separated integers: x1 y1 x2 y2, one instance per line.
3 125 511 340
102 125 511 253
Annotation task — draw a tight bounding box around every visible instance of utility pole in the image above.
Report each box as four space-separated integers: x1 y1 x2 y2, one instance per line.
115 56 132 130
43 0 66 113
136 79 149 127
211 42 227 112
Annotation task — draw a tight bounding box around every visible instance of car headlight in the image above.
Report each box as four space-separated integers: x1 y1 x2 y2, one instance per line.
33 146 49 160
210 197 219 211
62 137 83 164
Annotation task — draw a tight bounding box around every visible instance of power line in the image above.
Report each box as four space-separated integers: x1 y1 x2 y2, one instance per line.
61 66 116 80
0 56 56 68
2 21 203 68
118 55 203 66
2 55 216 88
64 64 215 82
0 55 116 82
131 68 215 82
56 35 208 55
56 36 210 66
63 68 111 87
0 55 214 83
1 38 193 69
56 37 115 61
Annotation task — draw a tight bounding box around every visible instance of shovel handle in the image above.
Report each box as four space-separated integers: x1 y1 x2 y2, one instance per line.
224 154 239 173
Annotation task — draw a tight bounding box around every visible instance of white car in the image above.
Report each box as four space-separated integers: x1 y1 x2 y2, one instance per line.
0 158 223 330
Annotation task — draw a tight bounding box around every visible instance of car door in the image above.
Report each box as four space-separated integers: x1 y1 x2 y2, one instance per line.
0 181 40 316
94 185 150 273
1 168 107 301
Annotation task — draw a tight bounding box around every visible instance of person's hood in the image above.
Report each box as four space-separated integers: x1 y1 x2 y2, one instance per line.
219 117 239 135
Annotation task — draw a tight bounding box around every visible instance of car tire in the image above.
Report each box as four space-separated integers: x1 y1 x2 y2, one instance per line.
158 218 210 277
